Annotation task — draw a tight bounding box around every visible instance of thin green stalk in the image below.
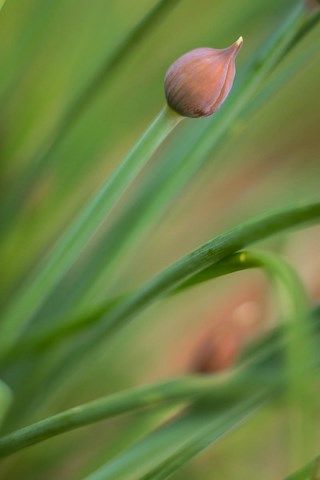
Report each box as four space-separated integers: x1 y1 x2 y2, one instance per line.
128 239 318 480
83 298 320 480
138 397 265 480
0 0 181 231
17 200 317 423
0 371 271 458
76 306 320 480
0 259 317 461
180 248 316 421
83 306 319 480
3 201 320 361
33 202 320 353
184 249 318 464
84 396 265 480
2 202 318 437
55 0 320 318
5 202 320 363
238 251 316 467
0 106 182 361
10 253 253 356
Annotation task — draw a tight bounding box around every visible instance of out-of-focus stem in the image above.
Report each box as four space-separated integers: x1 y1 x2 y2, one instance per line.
0 107 182 361
0 371 272 458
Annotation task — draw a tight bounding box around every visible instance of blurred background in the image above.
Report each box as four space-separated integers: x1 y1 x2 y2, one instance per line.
0 0 319 478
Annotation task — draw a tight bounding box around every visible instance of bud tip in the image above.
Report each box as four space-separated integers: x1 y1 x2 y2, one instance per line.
236 36 244 47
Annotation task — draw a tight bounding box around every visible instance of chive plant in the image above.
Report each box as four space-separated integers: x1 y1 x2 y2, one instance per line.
0 1 319 479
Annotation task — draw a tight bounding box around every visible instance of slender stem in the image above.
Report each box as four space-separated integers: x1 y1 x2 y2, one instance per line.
83 251 316 480
0 371 271 458
0 107 182 360
140 399 265 480
238 252 316 467
43 202 320 348
17 202 318 424
84 308 320 480
11 253 253 356
189 251 316 465
5 201 320 362
0 247 316 458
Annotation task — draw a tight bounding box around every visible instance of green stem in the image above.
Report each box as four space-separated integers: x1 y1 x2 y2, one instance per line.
0 246 316 459
238 252 315 467
0 371 270 458
0 106 182 360
189 251 316 466
19 202 318 424
81 250 316 480
83 304 320 480
4 201 320 363
11 253 253 356
43 202 320 350
84 395 265 480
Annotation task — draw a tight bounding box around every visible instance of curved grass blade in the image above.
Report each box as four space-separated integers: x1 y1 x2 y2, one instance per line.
5 251 314 469
12 253 252 356
2 201 318 436
84 396 265 480
5 202 320 360
0 371 269 458
39 201 320 355
82 305 320 480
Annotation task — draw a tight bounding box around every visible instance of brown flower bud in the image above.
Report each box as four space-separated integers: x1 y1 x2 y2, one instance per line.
304 0 320 12
164 37 243 118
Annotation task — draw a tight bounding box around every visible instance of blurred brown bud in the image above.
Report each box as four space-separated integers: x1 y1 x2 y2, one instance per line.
164 37 243 118
304 0 320 12
190 299 265 374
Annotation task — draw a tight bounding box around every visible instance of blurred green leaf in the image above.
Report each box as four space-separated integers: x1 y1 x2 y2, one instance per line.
0 380 11 429
84 396 264 480
286 455 320 479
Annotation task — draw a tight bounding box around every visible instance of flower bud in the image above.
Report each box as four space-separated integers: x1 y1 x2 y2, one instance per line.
164 37 243 118
304 0 320 12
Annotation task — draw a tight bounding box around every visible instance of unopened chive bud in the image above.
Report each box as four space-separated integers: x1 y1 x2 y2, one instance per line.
164 37 243 118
